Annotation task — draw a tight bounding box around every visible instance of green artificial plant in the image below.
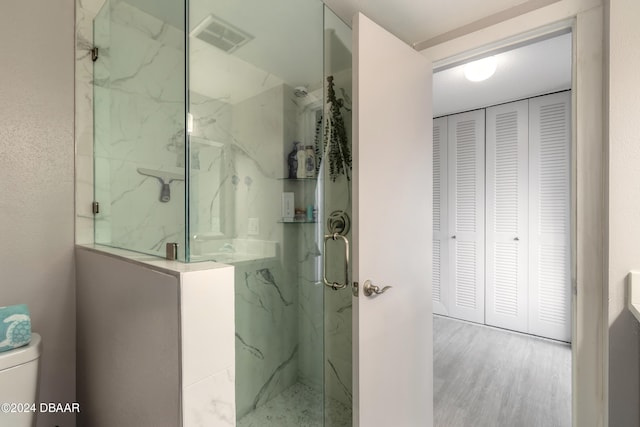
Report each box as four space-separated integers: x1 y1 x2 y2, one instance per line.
314 75 352 181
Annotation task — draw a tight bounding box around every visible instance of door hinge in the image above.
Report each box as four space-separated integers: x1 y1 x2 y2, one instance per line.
91 47 99 62
92 201 100 215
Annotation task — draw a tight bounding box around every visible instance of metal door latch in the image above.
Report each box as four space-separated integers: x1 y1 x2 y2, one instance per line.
362 280 392 297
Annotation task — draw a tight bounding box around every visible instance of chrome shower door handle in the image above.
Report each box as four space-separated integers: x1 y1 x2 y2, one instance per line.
362 280 392 297
323 233 349 290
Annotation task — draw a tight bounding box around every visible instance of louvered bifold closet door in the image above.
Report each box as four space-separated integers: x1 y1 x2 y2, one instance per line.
528 91 571 342
485 100 529 333
432 117 448 315
447 110 485 324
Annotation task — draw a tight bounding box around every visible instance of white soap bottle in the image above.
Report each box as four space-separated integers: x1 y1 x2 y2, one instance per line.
296 144 306 178
305 145 316 178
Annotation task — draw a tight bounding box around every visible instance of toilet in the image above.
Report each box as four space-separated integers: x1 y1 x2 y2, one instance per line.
0 333 42 427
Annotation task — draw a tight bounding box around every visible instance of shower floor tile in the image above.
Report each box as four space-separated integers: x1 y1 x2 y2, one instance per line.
237 382 351 427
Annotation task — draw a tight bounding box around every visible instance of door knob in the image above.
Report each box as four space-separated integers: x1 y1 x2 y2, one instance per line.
514 237 520 241
363 280 392 297
452 235 456 239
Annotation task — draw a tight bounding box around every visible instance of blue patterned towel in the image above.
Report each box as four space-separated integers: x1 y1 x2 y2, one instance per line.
0 304 31 353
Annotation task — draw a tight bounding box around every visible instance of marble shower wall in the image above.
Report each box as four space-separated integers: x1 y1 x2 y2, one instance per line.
225 85 296 418
227 84 325 421
188 91 233 241
234 260 298 419
230 85 293 243
94 0 186 257
230 71 354 421
294 90 326 394
77 0 188 257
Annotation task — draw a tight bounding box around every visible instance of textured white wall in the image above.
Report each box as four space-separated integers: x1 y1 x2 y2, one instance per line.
0 1 76 426
76 248 181 427
606 0 640 425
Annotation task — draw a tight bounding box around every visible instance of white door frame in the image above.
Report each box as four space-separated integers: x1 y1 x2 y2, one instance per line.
419 5 607 427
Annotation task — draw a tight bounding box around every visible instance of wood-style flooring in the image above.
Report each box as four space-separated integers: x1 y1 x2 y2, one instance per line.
434 315 571 427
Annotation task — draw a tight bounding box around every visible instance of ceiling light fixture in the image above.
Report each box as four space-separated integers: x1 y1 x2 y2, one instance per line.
464 56 497 82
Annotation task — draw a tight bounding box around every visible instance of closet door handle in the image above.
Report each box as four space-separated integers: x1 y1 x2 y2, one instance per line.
514 237 520 241
451 235 456 239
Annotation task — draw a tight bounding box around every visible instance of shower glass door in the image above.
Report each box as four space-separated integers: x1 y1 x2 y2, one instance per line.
322 9 354 426
187 1 352 425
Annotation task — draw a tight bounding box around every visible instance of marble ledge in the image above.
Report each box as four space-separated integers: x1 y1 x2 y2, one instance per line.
76 244 232 277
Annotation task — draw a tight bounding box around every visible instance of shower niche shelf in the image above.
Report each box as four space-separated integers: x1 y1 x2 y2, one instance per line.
280 178 318 225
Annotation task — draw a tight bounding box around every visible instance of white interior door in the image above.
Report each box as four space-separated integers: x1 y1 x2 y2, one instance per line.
485 100 529 333
432 116 448 316
528 91 571 342
353 13 433 427
446 110 485 324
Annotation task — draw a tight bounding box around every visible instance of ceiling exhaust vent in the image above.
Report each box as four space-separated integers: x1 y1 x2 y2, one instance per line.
190 14 254 54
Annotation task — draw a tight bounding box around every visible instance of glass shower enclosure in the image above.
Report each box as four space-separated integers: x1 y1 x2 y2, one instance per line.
93 0 353 425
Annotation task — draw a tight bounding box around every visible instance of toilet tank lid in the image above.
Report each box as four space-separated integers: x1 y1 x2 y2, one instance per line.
0 333 41 371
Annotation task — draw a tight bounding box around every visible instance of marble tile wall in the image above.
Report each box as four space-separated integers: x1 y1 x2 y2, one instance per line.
189 92 233 240
224 84 315 419
293 89 326 395
222 85 300 421
234 261 298 418
296 230 325 393
78 0 187 257
96 1 186 257
209 68 353 423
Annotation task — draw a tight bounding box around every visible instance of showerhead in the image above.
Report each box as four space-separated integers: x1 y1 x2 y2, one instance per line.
294 86 308 98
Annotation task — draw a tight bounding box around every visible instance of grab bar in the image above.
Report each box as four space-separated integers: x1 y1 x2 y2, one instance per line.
323 233 349 290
